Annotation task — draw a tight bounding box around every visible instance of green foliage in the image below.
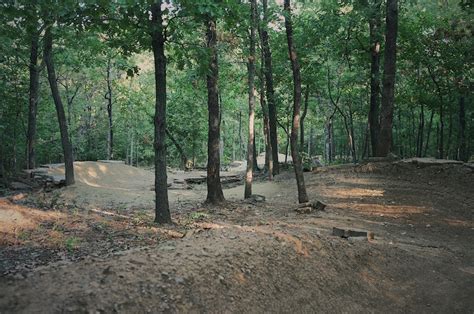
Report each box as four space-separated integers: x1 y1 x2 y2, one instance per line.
0 0 472 179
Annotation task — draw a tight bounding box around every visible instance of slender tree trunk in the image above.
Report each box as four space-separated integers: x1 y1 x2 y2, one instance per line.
458 96 467 161
260 0 279 175
130 132 134 165
438 104 444 159
446 110 453 159
424 109 434 157
349 108 357 163
166 129 188 169
427 67 445 159
368 0 382 156
300 86 309 153
284 0 308 204
205 17 225 204
238 110 243 160
151 2 171 223
245 0 257 198
260 54 273 179
105 58 114 160
308 126 313 156
436 123 440 158
325 117 336 163
27 30 40 170
416 103 424 157
362 123 369 159
376 0 398 156
43 25 75 186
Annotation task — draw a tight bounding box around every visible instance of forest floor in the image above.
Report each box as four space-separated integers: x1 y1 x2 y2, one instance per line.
0 160 473 313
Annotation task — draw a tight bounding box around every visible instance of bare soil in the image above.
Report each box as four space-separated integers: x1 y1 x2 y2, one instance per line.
0 160 473 313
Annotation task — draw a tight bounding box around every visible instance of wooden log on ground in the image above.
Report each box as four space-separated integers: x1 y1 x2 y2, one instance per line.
295 200 326 214
332 227 373 240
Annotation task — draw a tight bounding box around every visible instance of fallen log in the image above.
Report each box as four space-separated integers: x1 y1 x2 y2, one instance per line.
295 200 327 214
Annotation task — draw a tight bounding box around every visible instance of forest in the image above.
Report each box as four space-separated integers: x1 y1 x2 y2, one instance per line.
0 0 473 312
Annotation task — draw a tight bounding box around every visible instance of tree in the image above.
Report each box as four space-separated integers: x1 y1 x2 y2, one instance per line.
245 0 257 199
368 0 382 156
284 0 308 204
43 24 75 185
151 2 172 224
205 16 225 204
105 57 114 160
376 0 399 156
259 0 279 175
26 2 41 170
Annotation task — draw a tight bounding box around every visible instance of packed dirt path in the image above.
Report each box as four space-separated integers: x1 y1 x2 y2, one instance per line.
1 161 473 313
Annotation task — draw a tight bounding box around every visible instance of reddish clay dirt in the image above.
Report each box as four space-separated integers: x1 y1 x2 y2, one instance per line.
0 161 473 313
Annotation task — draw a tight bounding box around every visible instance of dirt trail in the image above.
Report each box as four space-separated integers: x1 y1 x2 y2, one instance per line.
1 161 473 313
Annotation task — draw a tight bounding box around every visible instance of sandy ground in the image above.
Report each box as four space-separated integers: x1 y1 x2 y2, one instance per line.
0 160 473 313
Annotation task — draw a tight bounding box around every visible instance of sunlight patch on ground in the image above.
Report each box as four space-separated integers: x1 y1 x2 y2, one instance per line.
0 199 65 245
332 203 429 217
321 187 385 198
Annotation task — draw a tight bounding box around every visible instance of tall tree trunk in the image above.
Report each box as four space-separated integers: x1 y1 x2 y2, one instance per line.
105 58 114 160
300 86 309 153
27 30 40 170
151 2 171 224
205 17 225 204
458 96 467 161
284 0 308 204
368 0 382 156
260 0 279 175
43 25 75 186
376 0 398 156
260 52 273 179
245 0 257 198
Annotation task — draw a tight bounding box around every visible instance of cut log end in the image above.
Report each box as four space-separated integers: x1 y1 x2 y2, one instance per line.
295 200 327 214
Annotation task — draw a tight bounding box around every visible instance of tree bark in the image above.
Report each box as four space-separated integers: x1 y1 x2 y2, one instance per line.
376 0 398 156
43 25 75 186
205 17 225 204
368 0 382 157
27 28 40 170
300 86 309 153
260 0 279 175
151 2 171 224
105 58 114 160
238 110 243 160
259 50 273 179
245 0 257 198
284 0 308 204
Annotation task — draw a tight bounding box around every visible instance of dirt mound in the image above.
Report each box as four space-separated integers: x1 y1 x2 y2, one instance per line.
1 160 473 312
